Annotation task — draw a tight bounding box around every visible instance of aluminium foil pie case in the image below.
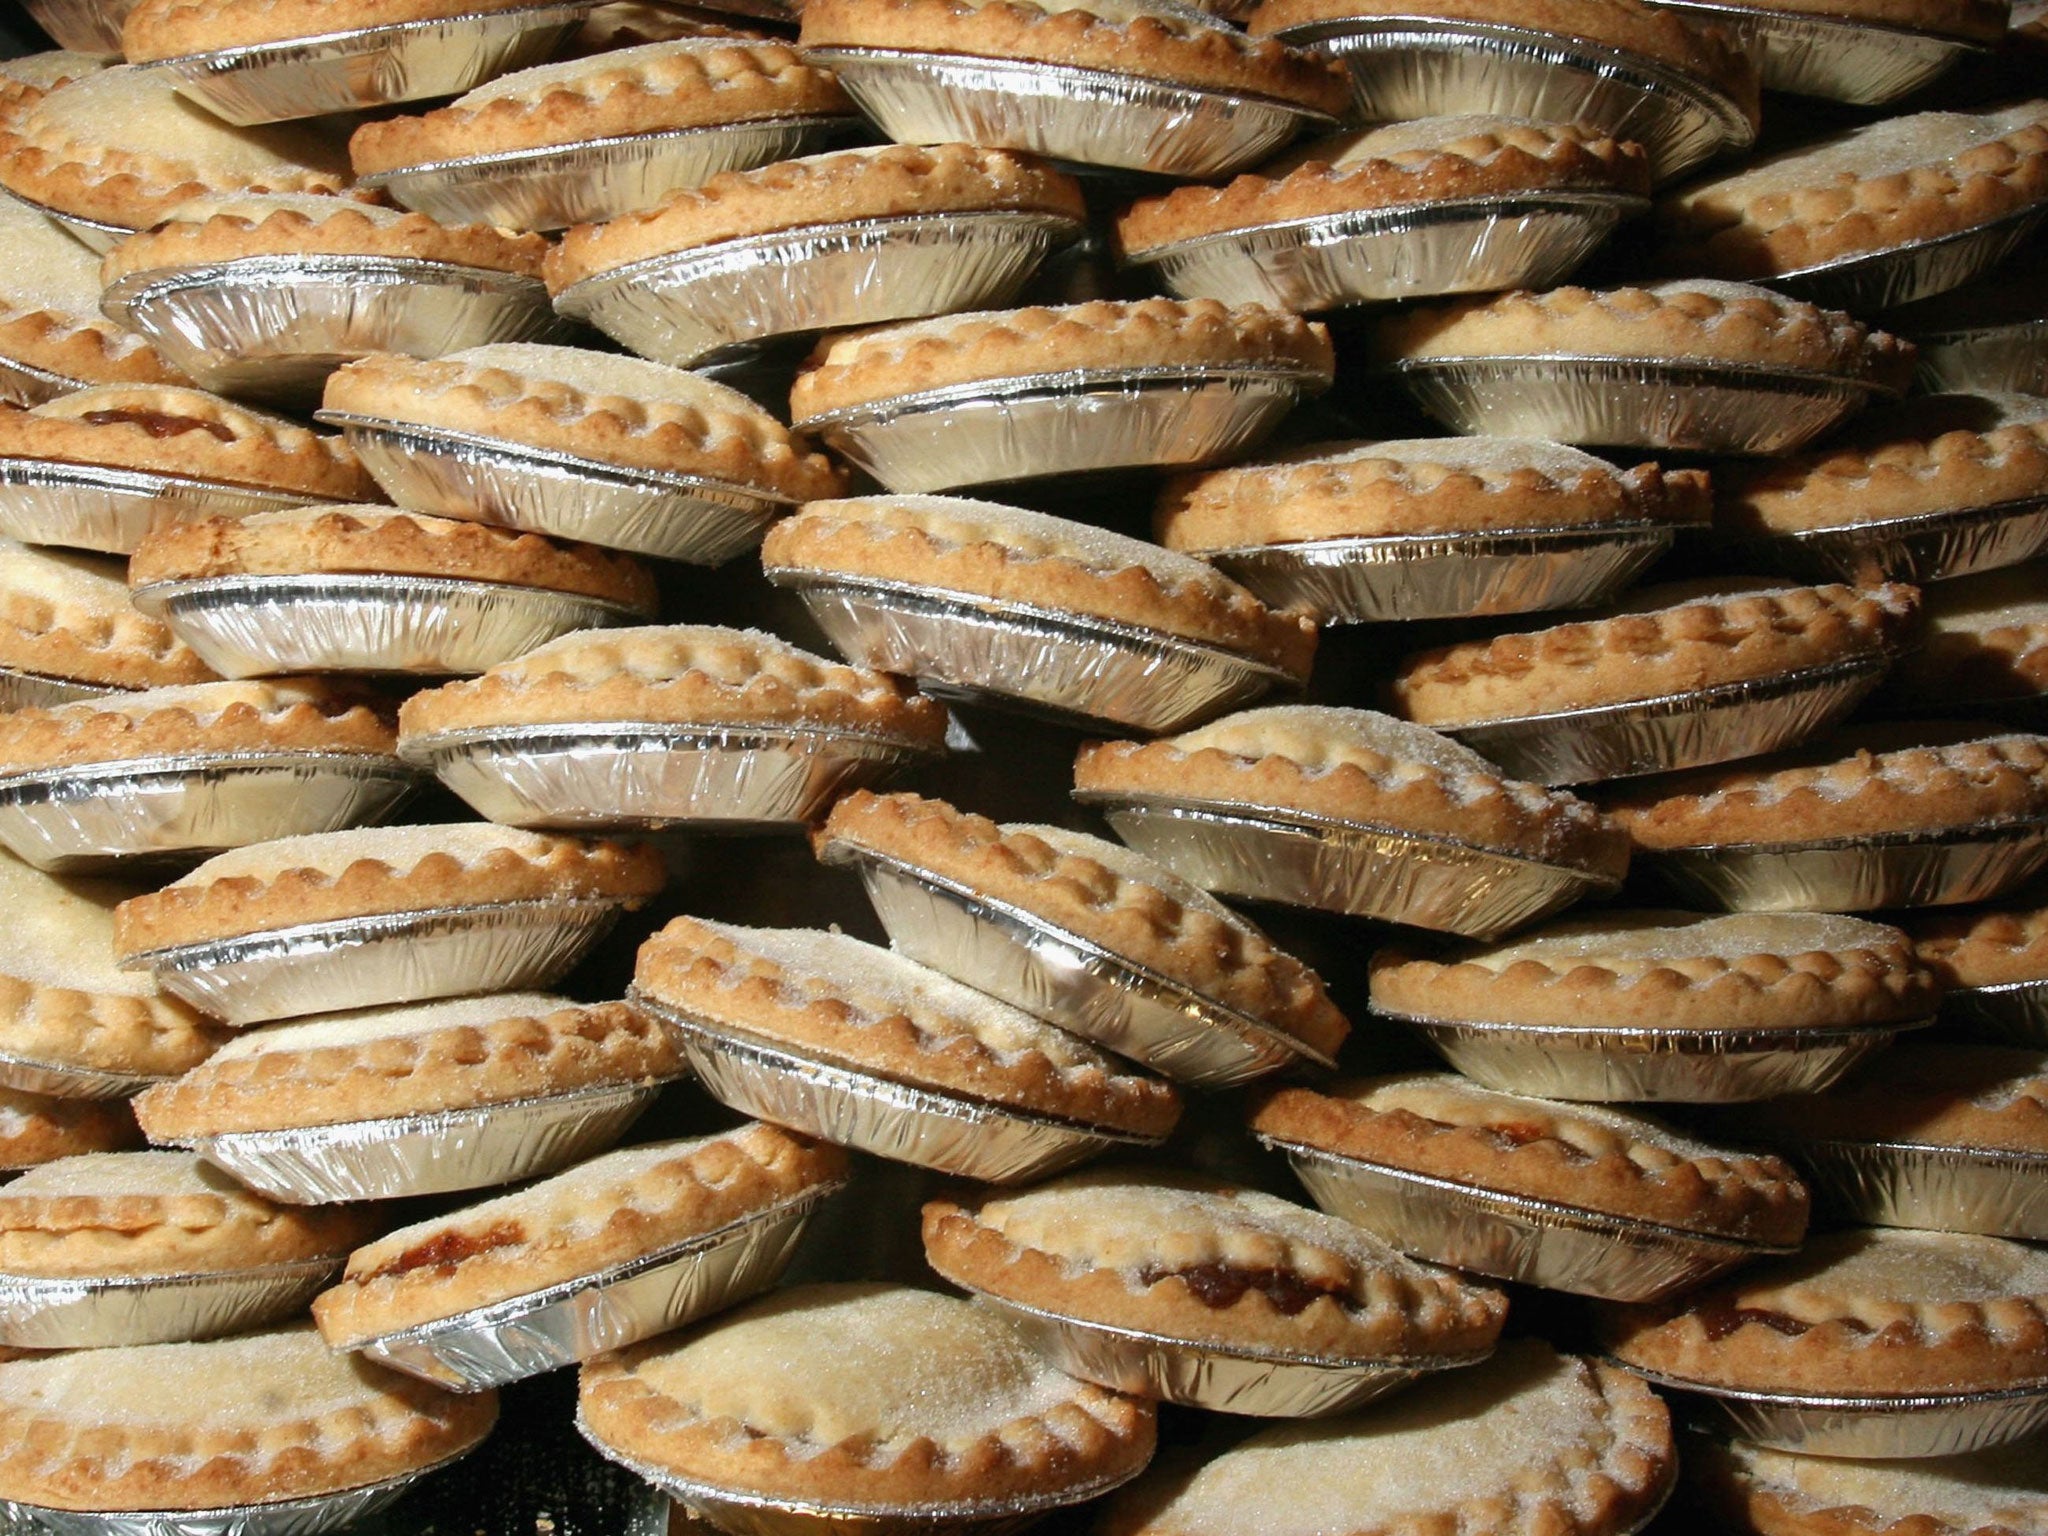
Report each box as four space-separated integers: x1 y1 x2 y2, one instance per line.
5 2 2048 1533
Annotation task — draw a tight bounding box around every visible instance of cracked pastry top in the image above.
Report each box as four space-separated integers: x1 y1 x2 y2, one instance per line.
1599 724 2048 849
1723 1042 2048 1154
545 142 1088 290
129 507 660 614
788 298 1337 421
1369 909 1937 1032
0 196 185 389
1116 117 1651 257
1597 1226 2048 1394
1885 562 2048 707
1655 102 2048 279
350 39 853 176
1253 1072 1812 1245
313 1122 848 1346
798 0 1351 117
922 1166 1506 1359
1687 1429 2048 1536
579 1281 1156 1510
1099 1337 1675 1536
1156 437 1711 550
121 0 564 59
0 1323 496 1512
815 790 1349 1059
131 991 683 1138
0 539 215 691
323 343 845 504
0 677 399 776
632 915 1183 1138
112 822 666 958
1073 704 1630 878
759 494 1319 681
1387 580 1920 726
1906 892 2048 989
1371 279 1915 386
0 384 375 502
397 624 949 747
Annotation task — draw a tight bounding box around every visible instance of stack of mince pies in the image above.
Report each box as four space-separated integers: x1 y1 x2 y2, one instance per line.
0 2 2046 1535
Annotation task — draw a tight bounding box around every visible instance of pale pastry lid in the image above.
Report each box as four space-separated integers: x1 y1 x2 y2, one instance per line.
171 823 566 886
0 197 108 318
947 0 1233 26
451 37 810 107
0 539 143 621
1774 1227 2048 1304
1455 910 1909 972
442 342 778 422
0 851 156 998
1694 103 2048 201
0 53 108 91
1008 825 1238 924
1718 1435 2048 1530
34 678 351 730
1346 1072 1751 1165
201 992 580 1063
158 192 421 228
1288 436 1626 485
1274 116 1576 171
1925 562 2048 630
4 1148 252 1199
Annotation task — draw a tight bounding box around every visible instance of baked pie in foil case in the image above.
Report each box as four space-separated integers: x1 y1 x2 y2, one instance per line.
1637 819 2048 913
0 1046 165 1101
1648 0 1985 103
1724 496 2048 588
1772 205 2048 316
0 1254 339 1351
0 458 345 556
1775 1138 2048 1240
0 1455 472 1536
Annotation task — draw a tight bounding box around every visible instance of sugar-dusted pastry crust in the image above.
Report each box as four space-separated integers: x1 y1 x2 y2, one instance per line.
0 1324 497 1511
922 1168 1505 1359
759 495 1317 678
397 624 949 745
0 1150 372 1278
1369 910 1939 1032
1387 581 1921 726
129 507 658 611
0 540 214 691
1598 1228 2048 1394
0 384 374 502
545 143 1088 288
122 0 553 59
1073 705 1629 877
1600 726 2048 849
580 1282 1156 1510
1907 896 2048 988
1886 562 2048 707
313 1123 848 1345
323 344 844 504
1155 438 1711 549
1253 1073 1810 1244
1371 279 1915 387
113 823 666 957
100 194 549 286
1099 1338 1675 1536
0 1092 137 1168
0 53 107 97
132 992 683 1138
633 916 1182 1137
1716 394 2048 536
1727 1043 2048 1153
816 791 1347 1057
350 39 852 175
0 678 396 777
1656 102 2048 280
1116 118 1650 255
800 0 1351 115
0 196 186 389
789 299 1336 421
0 67 356 233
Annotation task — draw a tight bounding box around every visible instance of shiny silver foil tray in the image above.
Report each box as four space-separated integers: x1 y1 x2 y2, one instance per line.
0 353 85 410
0 185 134 255
316 411 786 564
359 1185 840 1391
1943 977 2048 1046
773 573 1295 734
1783 1137 2048 1239
128 898 624 1026
802 47 1340 179
1386 355 1885 455
827 842 1330 1088
22 0 132 55
798 365 1322 493
174 1079 664 1203
1384 1008 1926 1102
1639 819 2048 913
1206 522 1672 625
142 3 592 125
1128 193 1644 311
1913 319 2048 396
1775 205 2048 315
0 458 344 556
406 722 936 831
1271 1137 1780 1301
132 573 647 679
1729 496 2048 587
1076 795 1621 939
0 667 120 713
360 117 859 233
1267 16 1753 181
581 1420 1145 1536
554 211 1085 370
100 257 566 408
0 1454 469 1536
1615 1361 2048 1458
0 1043 168 1100
1648 0 1981 102
1446 654 1889 786
0 1254 338 1349
629 988 1164 1183
0 752 417 874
